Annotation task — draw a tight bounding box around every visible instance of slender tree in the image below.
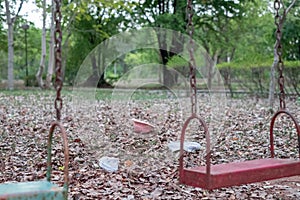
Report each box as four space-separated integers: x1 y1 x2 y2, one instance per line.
4 0 24 90
36 0 47 88
45 0 55 89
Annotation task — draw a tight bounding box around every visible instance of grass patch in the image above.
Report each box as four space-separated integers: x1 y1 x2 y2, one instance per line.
0 88 174 102
0 89 55 96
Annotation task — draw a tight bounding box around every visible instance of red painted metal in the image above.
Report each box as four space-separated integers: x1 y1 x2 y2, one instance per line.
181 158 300 190
179 111 300 189
179 109 300 189
132 119 155 134
179 113 211 184
179 0 300 190
270 110 300 158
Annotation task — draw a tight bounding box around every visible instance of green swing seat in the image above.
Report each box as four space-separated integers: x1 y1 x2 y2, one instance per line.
0 122 69 200
0 181 65 200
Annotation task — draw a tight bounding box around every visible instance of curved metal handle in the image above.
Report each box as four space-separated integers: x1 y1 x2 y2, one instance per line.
270 109 300 158
46 121 69 192
179 113 211 180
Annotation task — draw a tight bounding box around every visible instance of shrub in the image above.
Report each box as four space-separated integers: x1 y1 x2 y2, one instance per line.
217 60 299 96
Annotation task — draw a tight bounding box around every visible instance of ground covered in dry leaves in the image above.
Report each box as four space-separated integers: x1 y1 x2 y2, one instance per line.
1 90 300 199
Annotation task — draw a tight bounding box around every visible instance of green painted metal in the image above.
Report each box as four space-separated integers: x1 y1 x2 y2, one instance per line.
0 122 69 200
0 181 66 199
0 1 68 199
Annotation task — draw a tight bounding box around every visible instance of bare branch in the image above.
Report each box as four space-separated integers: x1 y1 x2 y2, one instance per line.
278 0 296 29
15 0 24 17
11 0 24 23
285 0 296 15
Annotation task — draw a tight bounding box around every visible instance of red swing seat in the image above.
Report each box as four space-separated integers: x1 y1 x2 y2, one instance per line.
179 111 300 190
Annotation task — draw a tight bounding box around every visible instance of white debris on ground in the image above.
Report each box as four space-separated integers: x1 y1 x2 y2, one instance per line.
99 156 119 172
168 141 201 153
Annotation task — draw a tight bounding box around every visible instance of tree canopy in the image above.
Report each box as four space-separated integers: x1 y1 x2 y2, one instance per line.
0 0 298 91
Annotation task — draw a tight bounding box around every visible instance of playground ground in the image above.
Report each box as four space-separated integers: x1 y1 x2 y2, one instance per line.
0 90 300 199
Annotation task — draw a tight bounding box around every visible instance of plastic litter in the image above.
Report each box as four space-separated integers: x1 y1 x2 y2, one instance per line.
168 141 200 153
132 119 155 134
99 156 119 172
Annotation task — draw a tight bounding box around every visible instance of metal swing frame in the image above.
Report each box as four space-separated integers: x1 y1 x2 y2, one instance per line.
179 0 300 190
0 0 69 199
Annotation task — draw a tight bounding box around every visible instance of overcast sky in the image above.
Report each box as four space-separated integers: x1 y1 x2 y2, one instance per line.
19 0 45 28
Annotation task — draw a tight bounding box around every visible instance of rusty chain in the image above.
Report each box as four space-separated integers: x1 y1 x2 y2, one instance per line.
187 0 197 114
274 0 286 110
54 0 63 121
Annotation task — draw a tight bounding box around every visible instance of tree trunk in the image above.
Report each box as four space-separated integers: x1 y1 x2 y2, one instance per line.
91 51 99 78
36 0 47 88
4 0 24 90
156 30 169 86
156 29 185 87
5 0 14 90
97 47 111 88
62 32 72 80
46 29 54 88
207 52 218 89
268 53 278 109
83 52 100 87
45 0 55 89
60 4 77 84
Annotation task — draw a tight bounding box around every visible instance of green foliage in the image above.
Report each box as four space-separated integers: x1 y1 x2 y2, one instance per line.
0 50 7 79
166 55 189 77
194 0 269 62
65 0 134 84
105 69 121 85
284 61 300 95
124 49 160 68
217 59 273 70
283 11 300 60
132 0 187 32
167 55 188 67
0 0 298 90
0 14 42 82
217 60 300 96
0 22 5 51
285 60 300 68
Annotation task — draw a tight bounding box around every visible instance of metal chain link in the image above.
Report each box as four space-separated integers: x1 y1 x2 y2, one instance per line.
54 0 63 121
274 0 286 110
187 0 197 114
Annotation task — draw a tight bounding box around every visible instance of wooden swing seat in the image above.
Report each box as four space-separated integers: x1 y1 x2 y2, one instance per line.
181 158 300 190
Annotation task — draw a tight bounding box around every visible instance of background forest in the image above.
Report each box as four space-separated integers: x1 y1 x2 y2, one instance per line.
0 0 299 97
1 1 300 198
